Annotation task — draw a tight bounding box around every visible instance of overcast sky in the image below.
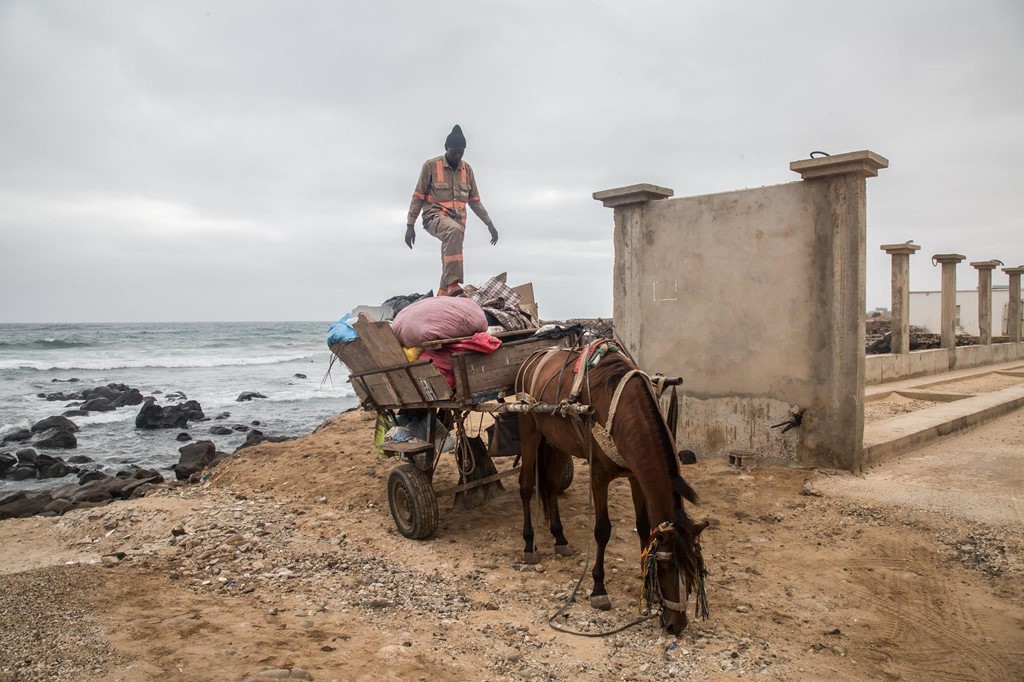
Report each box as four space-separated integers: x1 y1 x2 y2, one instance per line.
1 1 1021 323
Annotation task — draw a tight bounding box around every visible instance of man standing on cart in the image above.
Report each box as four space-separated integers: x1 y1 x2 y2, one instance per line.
405 125 499 297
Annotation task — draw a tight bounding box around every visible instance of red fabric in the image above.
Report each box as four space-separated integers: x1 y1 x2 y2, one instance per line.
420 349 455 388
420 333 501 390
446 332 502 354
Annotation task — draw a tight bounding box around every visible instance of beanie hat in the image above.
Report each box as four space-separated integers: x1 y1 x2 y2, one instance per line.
445 124 467 149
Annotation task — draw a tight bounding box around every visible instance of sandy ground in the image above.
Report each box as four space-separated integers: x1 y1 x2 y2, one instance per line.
863 394 940 423
1 409 1023 681
864 372 1024 424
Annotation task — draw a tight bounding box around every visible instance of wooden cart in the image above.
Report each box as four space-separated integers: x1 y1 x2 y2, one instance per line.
330 315 582 539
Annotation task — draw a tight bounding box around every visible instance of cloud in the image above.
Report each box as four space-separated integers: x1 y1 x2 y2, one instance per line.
1 0 1022 322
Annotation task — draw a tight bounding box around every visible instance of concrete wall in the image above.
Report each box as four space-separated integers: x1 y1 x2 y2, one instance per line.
910 288 1015 336
598 152 885 472
865 341 1024 385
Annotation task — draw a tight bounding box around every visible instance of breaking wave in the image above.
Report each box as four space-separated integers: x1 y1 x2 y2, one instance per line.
0 339 95 350
0 352 320 372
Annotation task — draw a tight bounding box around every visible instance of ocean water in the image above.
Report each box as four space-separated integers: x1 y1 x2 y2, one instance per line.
0 321 356 492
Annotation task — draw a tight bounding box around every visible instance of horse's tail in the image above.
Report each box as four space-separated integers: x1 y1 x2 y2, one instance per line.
534 441 557 522
671 476 699 505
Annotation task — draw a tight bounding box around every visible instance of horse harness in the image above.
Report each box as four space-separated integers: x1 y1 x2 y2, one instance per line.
516 341 667 470
517 343 708 631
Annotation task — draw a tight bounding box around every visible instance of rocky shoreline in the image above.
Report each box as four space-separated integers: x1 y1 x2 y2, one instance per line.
0 380 297 521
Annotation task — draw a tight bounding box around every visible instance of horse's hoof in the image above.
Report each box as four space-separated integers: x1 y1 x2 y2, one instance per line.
522 552 540 565
590 594 612 611
554 544 575 557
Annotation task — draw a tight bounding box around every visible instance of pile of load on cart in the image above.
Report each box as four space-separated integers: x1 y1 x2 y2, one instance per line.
328 275 584 539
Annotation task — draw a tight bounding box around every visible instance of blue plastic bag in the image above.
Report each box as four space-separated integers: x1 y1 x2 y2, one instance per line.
326 313 358 346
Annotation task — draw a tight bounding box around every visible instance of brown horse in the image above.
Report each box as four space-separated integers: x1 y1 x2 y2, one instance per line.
515 346 709 633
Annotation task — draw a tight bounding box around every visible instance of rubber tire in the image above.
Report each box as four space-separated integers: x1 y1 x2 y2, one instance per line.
556 456 575 493
387 463 439 540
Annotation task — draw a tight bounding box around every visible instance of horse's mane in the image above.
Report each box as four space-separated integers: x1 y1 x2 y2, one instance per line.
589 351 707 609
587 352 698 506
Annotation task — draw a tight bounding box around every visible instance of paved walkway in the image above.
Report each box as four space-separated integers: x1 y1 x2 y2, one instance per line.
863 359 1024 467
830 408 1024 525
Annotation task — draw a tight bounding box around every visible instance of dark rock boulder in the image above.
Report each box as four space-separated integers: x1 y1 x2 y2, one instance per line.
78 470 107 484
49 482 81 500
0 493 51 519
215 412 231 420
232 424 250 433
0 490 26 506
131 467 163 481
10 465 36 481
294 373 307 379
208 425 233 436
173 440 217 481
81 385 120 402
0 452 16 476
68 480 115 504
2 428 32 444
34 452 58 466
44 391 82 402
16 449 38 464
80 398 116 412
30 416 79 434
67 454 93 464
40 458 71 475
236 429 292 450
34 428 78 449
135 398 205 429
62 409 90 418
175 432 192 442
236 391 267 402
66 475 157 504
41 499 76 515
112 388 144 407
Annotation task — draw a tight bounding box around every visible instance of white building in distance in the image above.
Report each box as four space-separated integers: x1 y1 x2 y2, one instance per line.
910 285 1021 336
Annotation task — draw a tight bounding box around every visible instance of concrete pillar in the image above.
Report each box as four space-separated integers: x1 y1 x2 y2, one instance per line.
790 150 888 473
880 243 921 354
1003 266 1024 342
933 254 966 349
970 260 1001 344
592 183 674 361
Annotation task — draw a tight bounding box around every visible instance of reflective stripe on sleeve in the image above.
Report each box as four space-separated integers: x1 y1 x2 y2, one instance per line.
443 254 464 263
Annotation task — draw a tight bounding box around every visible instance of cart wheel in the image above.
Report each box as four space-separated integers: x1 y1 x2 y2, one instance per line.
557 457 575 493
387 464 439 540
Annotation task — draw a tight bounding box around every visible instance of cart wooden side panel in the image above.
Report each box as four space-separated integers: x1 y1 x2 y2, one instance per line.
452 337 562 401
348 360 454 408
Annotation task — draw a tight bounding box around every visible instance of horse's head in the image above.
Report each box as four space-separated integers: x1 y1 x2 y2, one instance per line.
644 517 710 634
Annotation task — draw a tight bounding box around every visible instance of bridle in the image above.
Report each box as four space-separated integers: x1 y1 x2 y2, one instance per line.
640 521 687 615
640 521 709 619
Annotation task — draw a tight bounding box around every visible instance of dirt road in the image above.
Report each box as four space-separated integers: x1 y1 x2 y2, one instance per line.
1 410 1022 681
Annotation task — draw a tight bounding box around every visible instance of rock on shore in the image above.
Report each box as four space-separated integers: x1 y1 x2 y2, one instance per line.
136 398 206 429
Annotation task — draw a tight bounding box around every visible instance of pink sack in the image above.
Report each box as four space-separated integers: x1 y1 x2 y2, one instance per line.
392 296 488 347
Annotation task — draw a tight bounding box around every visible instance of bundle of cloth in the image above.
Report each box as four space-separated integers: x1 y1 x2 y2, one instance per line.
465 275 537 331
392 296 502 388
